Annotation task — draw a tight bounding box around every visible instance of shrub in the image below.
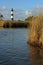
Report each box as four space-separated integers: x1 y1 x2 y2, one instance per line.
3 22 10 28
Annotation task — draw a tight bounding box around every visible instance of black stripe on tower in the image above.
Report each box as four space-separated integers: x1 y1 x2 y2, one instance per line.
11 14 13 16
11 8 13 11
11 18 13 20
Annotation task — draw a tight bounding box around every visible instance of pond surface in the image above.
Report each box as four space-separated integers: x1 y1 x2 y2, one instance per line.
0 28 43 65
0 29 30 65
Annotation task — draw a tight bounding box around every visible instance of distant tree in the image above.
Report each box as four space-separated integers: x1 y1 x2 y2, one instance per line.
0 13 4 20
25 16 33 21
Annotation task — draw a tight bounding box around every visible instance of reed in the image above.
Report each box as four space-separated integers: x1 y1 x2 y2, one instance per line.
27 14 43 47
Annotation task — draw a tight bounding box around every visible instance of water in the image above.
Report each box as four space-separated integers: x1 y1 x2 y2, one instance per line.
0 29 43 65
0 29 31 65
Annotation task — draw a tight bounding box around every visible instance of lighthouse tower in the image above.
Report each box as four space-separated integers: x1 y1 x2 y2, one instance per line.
11 8 14 20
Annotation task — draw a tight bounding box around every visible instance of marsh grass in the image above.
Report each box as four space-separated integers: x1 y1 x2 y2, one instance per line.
27 14 43 46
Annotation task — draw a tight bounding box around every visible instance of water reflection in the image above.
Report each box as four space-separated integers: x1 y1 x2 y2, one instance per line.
28 46 43 65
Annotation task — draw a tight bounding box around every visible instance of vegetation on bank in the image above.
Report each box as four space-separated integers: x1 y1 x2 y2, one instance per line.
0 20 28 28
3 21 28 28
27 14 43 47
0 16 38 28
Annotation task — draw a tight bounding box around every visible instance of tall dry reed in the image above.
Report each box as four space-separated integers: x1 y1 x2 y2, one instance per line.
27 14 43 46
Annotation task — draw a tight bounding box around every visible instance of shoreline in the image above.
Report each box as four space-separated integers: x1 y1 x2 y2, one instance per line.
0 20 28 28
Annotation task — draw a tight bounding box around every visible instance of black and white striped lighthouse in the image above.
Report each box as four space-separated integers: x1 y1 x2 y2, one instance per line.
11 8 14 20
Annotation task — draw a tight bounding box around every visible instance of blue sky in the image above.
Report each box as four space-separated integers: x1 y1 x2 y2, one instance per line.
0 0 43 10
0 0 43 20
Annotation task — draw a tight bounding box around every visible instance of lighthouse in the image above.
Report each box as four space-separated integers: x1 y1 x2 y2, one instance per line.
11 8 14 20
